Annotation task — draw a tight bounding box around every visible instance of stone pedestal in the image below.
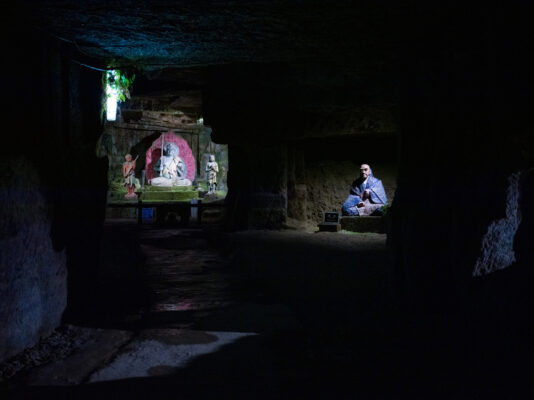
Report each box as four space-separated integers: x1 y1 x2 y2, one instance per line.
141 189 197 202
340 216 385 233
317 223 341 232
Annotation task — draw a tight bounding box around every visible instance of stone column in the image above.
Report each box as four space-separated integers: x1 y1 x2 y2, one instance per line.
287 143 308 228
246 143 288 228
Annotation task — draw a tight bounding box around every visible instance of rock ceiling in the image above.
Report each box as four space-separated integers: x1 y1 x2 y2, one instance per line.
28 0 404 72
24 0 404 135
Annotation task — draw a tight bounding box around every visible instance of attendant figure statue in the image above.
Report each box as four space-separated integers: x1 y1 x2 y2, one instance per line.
342 163 387 216
205 154 219 194
123 154 138 199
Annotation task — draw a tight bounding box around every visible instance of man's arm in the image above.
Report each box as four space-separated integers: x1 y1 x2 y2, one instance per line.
349 185 361 196
368 179 387 204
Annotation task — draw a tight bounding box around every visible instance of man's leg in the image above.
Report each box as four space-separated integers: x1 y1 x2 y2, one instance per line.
342 195 361 216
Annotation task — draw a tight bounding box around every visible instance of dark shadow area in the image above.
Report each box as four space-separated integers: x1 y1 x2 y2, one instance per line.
224 145 250 230
61 222 148 330
129 132 162 174
301 135 397 164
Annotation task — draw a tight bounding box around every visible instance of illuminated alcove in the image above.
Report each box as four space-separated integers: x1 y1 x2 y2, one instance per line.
98 77 228 222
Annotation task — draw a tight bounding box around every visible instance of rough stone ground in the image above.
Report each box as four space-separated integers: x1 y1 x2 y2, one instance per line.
1 221 411 398
4 221 518 398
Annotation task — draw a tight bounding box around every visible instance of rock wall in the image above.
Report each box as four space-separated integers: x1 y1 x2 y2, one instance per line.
390 3 534 306
296 134 397 226
305 161 396 225
1 26 107 361
385 4 534 389
204 63 398 229
215 137 397 230
0 158 67 362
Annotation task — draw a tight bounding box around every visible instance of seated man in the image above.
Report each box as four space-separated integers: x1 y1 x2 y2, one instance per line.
342 164 387 216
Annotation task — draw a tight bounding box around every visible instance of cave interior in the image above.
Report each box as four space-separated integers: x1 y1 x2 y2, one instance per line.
1 1 533 398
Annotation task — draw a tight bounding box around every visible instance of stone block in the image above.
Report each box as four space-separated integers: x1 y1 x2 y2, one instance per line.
249 207 286 229
318 223 341 232
340 216 385 233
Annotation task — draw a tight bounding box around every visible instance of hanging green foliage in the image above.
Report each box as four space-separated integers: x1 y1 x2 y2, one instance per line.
106 69 135 102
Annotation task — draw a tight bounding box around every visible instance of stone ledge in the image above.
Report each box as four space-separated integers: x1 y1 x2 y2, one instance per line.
340 216 385 233
140 191 198 202
318 223 341 232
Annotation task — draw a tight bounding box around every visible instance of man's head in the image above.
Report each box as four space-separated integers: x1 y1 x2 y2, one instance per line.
209 154 215 162
360 164 371 179
125 154 132 162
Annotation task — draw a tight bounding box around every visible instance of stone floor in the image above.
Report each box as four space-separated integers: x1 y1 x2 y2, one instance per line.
2 221 528 398
2 222 398 398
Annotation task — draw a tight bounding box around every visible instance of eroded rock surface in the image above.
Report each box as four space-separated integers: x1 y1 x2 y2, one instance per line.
0 157 67 363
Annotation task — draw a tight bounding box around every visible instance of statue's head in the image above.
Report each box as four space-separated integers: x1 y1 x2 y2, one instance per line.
209 154 215 162
164 143 179 157
360 164 372 179
125 154 132 161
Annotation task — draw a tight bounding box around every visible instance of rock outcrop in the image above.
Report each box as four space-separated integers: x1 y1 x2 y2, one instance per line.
0 157 67 363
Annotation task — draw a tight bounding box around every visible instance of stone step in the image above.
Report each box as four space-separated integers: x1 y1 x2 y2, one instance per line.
340 216 385 233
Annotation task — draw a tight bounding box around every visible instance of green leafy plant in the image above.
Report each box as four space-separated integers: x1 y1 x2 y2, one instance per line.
106 69 135 102
101 69 136 121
